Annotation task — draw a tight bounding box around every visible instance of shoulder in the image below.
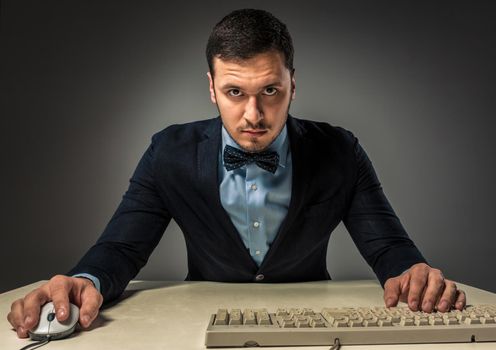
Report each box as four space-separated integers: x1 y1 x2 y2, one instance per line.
288 115 357 147
150 117 219 147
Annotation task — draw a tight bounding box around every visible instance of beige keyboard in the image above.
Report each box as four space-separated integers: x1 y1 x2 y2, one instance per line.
205 305 496 347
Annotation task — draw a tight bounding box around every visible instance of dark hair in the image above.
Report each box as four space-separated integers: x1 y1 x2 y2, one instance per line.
206 9 294 76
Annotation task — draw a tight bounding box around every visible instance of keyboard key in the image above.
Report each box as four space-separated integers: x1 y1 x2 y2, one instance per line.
229 309 242 325
400 318 415 326
257 310 271 325
282 319 296 328
378 319 393 327
214 309 228 325
429 316 444 326
349 319 364 327
444 317 459 325
302 308 314 316
310 319 326 328
390 315 401 323
289 308 303 317
295 316 310 328
415 317 429 326
363 319 378 327
243 309 256 325
465 317 481 325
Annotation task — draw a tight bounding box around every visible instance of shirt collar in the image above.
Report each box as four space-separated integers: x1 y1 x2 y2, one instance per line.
221 124 289 168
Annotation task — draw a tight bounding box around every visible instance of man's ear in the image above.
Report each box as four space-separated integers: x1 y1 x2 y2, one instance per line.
207 71 217 104
291 69 296 100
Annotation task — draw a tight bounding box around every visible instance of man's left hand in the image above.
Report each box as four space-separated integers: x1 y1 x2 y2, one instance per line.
383 263 466 313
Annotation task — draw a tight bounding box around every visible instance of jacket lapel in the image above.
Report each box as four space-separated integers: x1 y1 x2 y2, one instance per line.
258 115 313 271
197 117 258 270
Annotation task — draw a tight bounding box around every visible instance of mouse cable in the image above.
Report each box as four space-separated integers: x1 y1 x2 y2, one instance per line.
329 337 341 350
19 336 51 350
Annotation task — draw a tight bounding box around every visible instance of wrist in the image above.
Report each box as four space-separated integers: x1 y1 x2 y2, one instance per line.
71 273 101 292
74 275 96 287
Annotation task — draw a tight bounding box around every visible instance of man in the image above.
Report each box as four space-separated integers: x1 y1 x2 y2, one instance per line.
8 8 465 338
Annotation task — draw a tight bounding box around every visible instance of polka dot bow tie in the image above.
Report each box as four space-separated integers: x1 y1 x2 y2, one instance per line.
223 145 280 174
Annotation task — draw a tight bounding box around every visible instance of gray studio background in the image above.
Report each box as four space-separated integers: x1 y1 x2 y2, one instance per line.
1 0 495 294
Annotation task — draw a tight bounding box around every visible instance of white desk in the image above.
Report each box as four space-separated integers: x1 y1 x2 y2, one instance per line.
1 280 496 349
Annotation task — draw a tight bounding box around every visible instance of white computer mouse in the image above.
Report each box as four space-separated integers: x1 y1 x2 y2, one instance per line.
28 301 79 340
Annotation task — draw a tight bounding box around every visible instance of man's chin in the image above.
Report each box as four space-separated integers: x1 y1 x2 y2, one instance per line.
238 140 270 153
231 131 275 152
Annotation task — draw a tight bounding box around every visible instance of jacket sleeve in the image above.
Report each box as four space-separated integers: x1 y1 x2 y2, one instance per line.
343 135 427 287
67 133 172 302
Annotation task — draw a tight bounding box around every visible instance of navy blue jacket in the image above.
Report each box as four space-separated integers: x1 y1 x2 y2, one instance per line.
68 115 426 302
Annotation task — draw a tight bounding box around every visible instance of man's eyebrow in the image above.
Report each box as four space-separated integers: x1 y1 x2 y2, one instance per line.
219 83 241 90
219 81 284 90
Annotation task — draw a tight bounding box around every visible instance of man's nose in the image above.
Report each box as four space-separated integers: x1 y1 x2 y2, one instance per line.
243 95 263 126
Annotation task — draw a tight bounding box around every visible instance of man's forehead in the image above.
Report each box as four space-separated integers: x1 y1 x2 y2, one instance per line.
212 52 289 86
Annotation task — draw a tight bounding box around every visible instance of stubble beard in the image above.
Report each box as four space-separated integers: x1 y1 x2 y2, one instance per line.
218 101 292 154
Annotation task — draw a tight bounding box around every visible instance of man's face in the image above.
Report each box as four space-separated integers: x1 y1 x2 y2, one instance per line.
207 51 296 152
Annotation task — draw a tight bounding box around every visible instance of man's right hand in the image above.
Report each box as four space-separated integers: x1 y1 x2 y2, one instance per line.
7 275 103 338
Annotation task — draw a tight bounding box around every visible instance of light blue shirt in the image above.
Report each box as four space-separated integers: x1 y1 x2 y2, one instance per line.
72 273 101 291
75 123 293 291
219 125 292 266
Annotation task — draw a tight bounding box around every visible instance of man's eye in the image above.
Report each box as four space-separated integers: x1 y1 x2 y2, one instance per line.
264 87 278 96
228 89 242 97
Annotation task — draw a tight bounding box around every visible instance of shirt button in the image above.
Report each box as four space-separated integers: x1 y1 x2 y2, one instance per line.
251 184 257 191
255 274 264 281
255 250 261 255
253 221 260 228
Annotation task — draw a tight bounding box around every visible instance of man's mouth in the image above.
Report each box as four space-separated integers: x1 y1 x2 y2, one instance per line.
242 129 268 136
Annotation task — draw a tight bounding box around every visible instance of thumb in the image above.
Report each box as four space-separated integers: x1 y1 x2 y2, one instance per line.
384 277 401 307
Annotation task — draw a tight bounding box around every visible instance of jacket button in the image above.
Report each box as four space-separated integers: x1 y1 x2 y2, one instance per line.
255 274 264 281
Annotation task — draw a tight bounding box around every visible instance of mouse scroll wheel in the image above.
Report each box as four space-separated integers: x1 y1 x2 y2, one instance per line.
47 312 56 322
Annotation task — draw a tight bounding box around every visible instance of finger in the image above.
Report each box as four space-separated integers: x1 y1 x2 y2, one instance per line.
455 289 467 310
436 280 457 312
407 270 428 311
399 273 411 304
8 299 29 338
7 299 24 328
384 277 402 307
78 284 103 328
22 288 49 330
49 275 72 321
420 270 445 313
